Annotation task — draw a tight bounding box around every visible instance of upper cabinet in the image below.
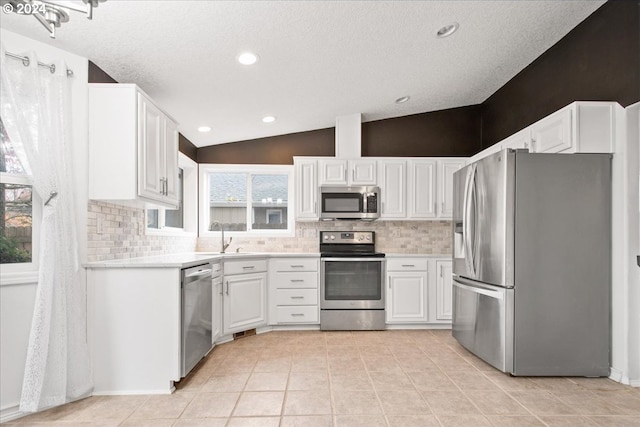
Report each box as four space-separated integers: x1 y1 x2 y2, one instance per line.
89 84 179 209
407 159 435 219
437 159 465 217
378 160 407 218
470 101 617 163
294 158 318 221
319 159 377 186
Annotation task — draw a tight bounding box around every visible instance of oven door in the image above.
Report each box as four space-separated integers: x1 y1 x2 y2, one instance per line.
320 257 385 309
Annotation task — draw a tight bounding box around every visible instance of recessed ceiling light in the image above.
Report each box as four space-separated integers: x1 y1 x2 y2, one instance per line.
198 126 211 133
237 52 259 65
395 96 410 104
437 22 459 38
262 116 276 123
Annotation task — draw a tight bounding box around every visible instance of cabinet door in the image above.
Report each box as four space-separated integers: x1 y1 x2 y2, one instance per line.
437 159 465 218
137 93 164 202
163 118 179 205
379 160 406 218
407 160 436 219
294 159 318 220
349 159 377 185
436 260 453 321
319 159 347 185
223 272 267 335
501 128 531 151
212 277 223 344
530 108 572 153
386 271 428 323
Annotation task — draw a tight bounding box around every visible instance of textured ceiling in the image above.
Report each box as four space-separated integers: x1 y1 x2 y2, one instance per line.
0 1 605 147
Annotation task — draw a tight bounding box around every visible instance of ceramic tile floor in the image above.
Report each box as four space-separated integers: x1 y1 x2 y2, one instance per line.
8 330 640 427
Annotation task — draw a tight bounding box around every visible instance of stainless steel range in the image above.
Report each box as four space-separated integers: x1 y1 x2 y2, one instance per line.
319 231 386 330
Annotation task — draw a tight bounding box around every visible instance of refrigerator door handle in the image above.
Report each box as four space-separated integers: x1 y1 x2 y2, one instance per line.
463 165 477 277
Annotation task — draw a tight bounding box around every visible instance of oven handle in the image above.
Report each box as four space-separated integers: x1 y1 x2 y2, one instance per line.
321 257 386 262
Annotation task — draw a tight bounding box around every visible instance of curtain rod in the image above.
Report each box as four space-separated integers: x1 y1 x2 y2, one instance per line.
4 51 74 77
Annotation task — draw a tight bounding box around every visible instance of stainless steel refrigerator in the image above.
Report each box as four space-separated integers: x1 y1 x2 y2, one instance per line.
452 149 611 376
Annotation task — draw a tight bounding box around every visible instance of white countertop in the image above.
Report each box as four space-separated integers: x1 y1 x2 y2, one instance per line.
85 252 322 269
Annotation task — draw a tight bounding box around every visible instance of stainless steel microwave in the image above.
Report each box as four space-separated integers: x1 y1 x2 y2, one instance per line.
319 186 380 220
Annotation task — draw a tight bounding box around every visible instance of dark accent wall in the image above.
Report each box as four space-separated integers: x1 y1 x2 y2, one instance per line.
179 134 198 162
88 60 117 84
362 106 481 157
481 0 640 149
197 128 335 165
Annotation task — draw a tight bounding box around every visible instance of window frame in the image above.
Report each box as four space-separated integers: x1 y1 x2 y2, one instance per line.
145 152 197 236
199 164 295 238
0 171 40 275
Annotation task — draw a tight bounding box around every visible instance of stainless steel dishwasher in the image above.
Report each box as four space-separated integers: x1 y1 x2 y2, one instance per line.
181 263 214 377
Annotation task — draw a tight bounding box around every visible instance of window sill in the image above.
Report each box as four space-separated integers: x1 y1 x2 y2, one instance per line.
145 228 197 238
0 271 39 286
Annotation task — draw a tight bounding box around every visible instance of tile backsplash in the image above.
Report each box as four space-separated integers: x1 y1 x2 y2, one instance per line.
87 201 197 262
197 221 452 255
87 201 452 262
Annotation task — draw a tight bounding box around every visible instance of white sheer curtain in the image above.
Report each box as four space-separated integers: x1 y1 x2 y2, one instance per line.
0 46 92 412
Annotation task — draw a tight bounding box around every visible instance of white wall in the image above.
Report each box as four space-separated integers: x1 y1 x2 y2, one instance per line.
0 30 89 421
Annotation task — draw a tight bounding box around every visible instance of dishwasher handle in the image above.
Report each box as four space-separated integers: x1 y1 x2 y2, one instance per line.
182 264 213 285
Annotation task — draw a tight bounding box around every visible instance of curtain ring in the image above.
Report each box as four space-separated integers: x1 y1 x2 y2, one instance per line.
22 57 30 67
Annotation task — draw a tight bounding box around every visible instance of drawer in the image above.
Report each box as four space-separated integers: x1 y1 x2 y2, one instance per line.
276 305 319 324
270 258 318 272
275 289 318 306
224 258 267 275
386 258 428 272
272 272 318 289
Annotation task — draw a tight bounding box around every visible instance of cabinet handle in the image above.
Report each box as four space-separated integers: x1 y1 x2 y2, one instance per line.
440 266 443 278
242 266 256 270
352 169 355 182
441 202 444 213
290 296 305 300
402 264 415 267
290 279 304 283
225 280 229 295
291 313 305 317
290 265 305 268
314 202 317 213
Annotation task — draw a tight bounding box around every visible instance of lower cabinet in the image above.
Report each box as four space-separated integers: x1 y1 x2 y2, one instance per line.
212 262 223 344
385 257 454 325
386 258 429 323
268 257 320 325
435 259 453 321
223 259 267 335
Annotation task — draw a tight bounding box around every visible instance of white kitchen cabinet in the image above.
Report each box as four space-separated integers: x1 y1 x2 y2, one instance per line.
87 267 181 394
211 261 223 344
530 107 572 153
89 84 179 208
268 257 320 325
435 259 453 321
223 259 267 335
407 160 436 219
386 258 429 324
378 160 407 218
437 159 466 217
294 157 318 221
469 101 617 162
318 158 377 185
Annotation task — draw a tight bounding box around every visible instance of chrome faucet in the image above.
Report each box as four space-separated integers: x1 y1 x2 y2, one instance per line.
209 220 232 253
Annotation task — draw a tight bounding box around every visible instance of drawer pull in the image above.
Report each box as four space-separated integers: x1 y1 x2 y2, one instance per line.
242 266 256 270
290 296 305 299
291 313 305 317
402 264 415 267
290 279 304 283
290 265 305 268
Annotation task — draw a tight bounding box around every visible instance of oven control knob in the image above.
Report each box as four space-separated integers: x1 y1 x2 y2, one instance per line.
366 235 371 241
359 235 364 241
330 235 335 240
324 235 329 240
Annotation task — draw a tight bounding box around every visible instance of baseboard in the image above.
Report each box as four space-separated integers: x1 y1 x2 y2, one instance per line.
0 405 23 424
609 367 624 383
385 324 452 330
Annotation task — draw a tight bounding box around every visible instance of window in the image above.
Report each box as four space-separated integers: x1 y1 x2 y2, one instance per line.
146 153 197 235
200 165 293 236
0 118 38 269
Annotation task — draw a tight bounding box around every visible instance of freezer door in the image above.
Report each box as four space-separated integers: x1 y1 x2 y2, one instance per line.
452 150 515 287
452 277 513 373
